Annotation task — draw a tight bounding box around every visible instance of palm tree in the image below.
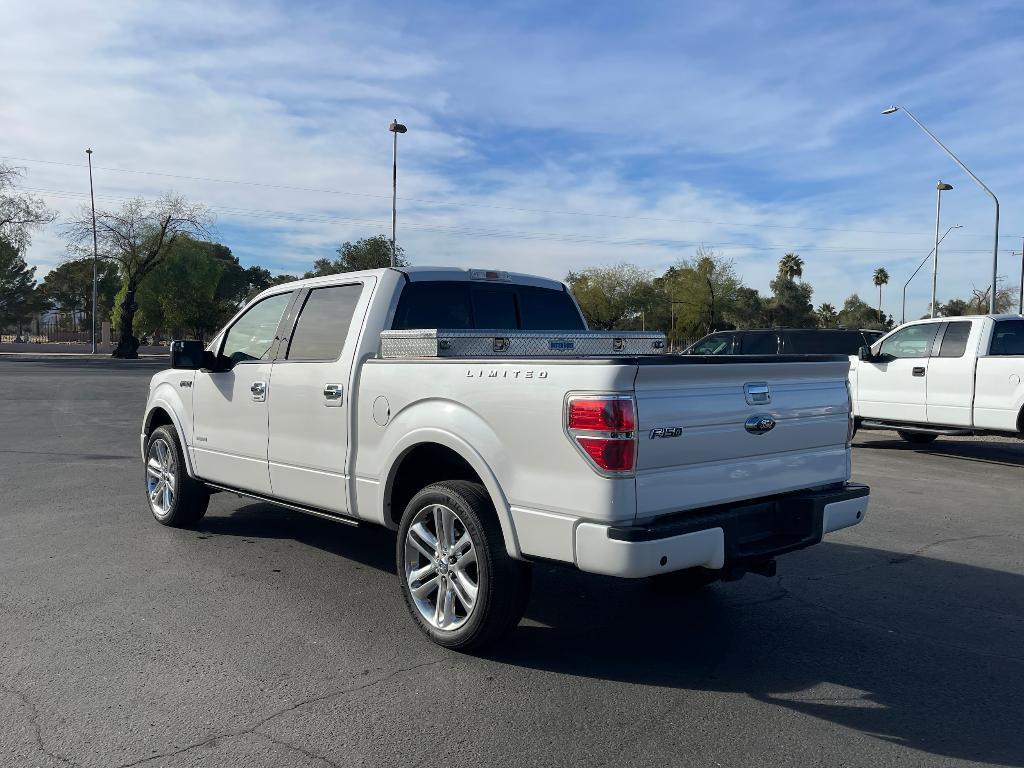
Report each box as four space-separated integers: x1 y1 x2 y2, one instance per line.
873 267 890 324
778 252 804 281
816 302 837 328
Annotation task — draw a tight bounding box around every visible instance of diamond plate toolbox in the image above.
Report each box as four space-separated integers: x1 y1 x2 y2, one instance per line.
379 329 667 358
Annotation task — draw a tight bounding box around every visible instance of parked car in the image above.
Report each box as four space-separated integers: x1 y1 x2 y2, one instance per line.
141 267 869 649
851 314 1024 443
684 328 884 356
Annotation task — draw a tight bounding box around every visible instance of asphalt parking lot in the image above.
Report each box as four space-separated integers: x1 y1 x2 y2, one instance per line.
1 357 1022 768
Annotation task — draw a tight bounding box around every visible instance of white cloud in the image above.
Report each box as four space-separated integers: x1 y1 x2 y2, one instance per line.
3 0 1022 322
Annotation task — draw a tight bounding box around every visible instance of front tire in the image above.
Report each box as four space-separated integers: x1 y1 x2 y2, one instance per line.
397 480 531 651
145 425 209 527
897 430 938 444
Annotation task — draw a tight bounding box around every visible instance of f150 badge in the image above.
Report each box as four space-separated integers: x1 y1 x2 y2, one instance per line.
649 427 683 439
744 414 776 435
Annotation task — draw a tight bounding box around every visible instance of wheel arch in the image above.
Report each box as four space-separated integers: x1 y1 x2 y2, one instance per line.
142 392 196 477
381 430 521 559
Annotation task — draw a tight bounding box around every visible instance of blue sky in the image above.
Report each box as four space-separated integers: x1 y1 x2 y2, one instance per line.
3 0 1023 318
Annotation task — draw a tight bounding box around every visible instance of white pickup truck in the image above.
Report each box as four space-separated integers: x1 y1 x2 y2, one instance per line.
852 314 1024 443
142 267 869 649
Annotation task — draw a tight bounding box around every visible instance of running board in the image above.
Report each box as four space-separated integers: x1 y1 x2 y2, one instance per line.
859 421 974 436
203 482 360 527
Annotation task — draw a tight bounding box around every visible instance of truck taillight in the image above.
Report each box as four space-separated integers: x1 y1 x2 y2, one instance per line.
566 396 637 474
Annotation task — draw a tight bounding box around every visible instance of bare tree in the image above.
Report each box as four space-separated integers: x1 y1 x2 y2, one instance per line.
0 164 56 250
65 195 212 358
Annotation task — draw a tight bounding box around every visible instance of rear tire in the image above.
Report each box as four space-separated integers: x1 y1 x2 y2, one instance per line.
396 480 531 651
144 425 209 528
649 567 722 593
897 430 939 444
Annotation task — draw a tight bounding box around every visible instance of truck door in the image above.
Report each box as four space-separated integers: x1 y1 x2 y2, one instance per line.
267 279 373 514
191 291 295 494
926 320 978 427
855 322 940 423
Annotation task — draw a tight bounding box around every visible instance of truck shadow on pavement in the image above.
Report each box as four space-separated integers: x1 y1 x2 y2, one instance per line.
202 503 1023 766
856 435 1024 468
499 543 1024 767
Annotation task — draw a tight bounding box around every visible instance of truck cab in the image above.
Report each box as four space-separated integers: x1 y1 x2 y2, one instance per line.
852 315 1024 441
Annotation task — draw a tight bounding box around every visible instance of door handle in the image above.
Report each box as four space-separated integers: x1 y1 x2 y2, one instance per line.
912 367 926 377
323 383 343 407
250 381 267 401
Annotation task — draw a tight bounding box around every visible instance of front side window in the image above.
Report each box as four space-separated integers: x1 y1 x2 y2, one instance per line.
787 330 863 355
221 292 292 366
689 334 734 355
937 321 972 358
287 284 363 361
878 323 938 360
990 319 1024 355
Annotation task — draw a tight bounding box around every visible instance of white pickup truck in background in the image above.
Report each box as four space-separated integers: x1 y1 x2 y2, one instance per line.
852 314 1024 443
142 267 869 649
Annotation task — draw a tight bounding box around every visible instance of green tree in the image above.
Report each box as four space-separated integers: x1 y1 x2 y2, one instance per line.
724 286 766 328
132 237 227 340
40 257 119 329
0 238 38 334
131 238 282 340
766 274 815 327
872 267 890 324
778 252 804 282
659 247 745 341
1 164 55 251
837 293 889 330
565 263 654 330
937 297 971 316
305 235 407 277
65 195 212 358
816 302 838 328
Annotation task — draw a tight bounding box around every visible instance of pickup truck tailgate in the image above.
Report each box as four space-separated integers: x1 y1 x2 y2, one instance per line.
633 357 851 520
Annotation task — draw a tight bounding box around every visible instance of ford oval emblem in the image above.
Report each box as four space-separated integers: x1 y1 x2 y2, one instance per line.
744 414 776 435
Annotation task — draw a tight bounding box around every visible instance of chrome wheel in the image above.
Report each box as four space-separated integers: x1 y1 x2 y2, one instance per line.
404 503 479 631
146 437 176 518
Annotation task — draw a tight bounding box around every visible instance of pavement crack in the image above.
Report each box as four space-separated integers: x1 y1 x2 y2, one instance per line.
113 658 445 768
251 731 344 768
0 683 80 767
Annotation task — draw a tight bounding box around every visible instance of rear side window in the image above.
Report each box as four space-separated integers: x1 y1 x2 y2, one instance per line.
936 321 972 358
689 334 735 355
990 319 1024 355
741 332 779 355
786 330 863 354
287 284 363 361
392 281 584 331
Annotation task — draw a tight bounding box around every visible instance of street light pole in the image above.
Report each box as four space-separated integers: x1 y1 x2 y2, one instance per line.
901 225 962 324
931 181 953 317
86 148 99 354
388 119 407 268
883 105 1001 313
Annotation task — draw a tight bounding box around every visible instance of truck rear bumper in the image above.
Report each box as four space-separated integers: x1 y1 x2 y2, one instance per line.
574 483 869 579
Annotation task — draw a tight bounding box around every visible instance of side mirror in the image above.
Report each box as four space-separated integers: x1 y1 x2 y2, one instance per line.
857 345 875 362
170 340 206 370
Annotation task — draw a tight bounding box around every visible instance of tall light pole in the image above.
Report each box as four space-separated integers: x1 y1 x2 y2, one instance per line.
86 148 99 354
930 181 953 317
883 105 1001 313
901 224 962 323
388 119 407 268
